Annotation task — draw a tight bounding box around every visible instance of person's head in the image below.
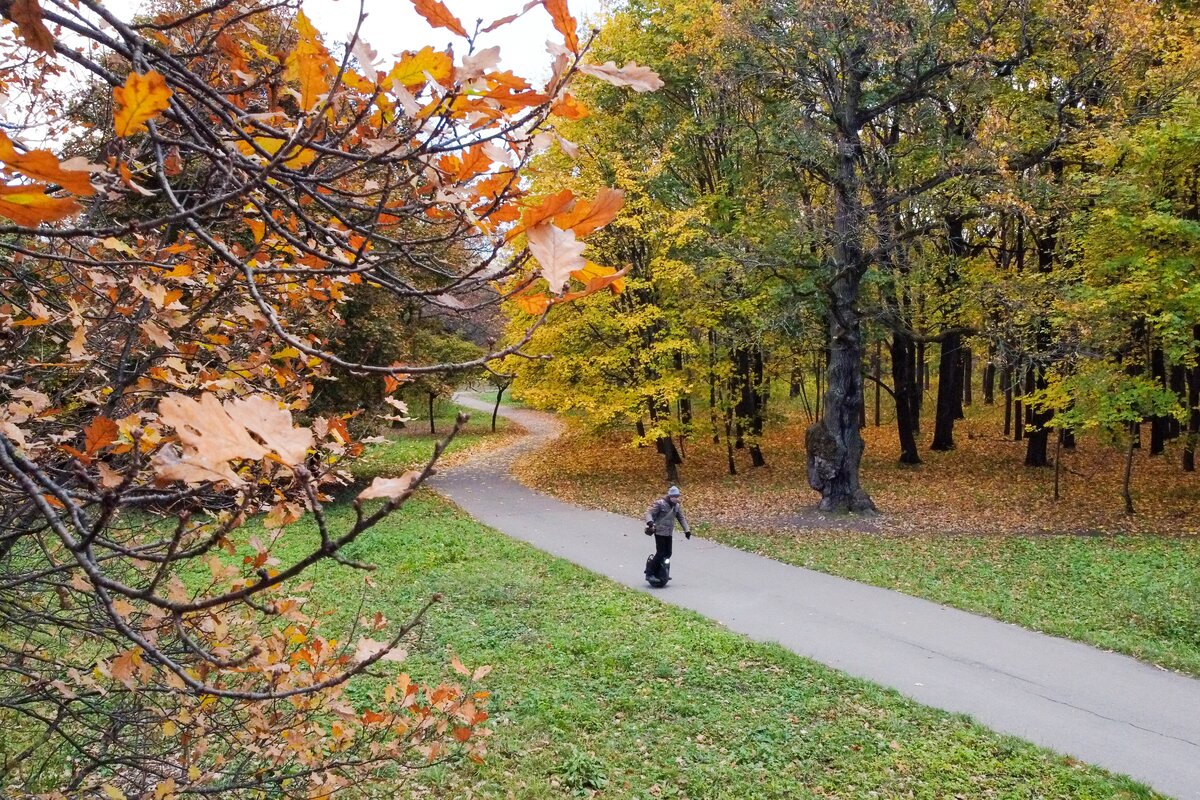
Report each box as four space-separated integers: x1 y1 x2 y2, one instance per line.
666 485 682 504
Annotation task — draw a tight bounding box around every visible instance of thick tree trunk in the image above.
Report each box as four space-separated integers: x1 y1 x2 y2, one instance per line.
890 330 921 465
675 351 693 431
648 398 682 482
930 333 961 450
1025 367 1054 465
1150 348 1169 455
807 118 874 512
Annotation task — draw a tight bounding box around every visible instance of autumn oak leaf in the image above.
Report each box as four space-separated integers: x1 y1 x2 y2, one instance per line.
554 187 624 238
4 0 55 53
224 394 314 466
409 0 469 38
113 71 173 137
578 60 665 92
354 637 408 664
0 132 97 196
542 0 579 54
357 470 426 502
527 223 587 293
0 184 81 226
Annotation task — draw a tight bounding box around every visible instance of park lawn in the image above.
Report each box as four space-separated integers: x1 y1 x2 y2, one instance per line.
511 402 1200 678
265 494 1161 799
351 401 517 483
701 527 1200 678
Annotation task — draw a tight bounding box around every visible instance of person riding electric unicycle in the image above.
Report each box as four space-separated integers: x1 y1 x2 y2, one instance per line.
644 485 691 587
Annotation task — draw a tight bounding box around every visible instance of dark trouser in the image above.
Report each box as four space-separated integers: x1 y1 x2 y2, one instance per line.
654 534 672 564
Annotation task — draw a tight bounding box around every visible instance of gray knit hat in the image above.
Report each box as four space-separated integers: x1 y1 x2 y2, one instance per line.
667 486 681 497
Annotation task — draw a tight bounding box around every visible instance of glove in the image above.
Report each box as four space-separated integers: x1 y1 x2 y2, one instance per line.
644 522 654 536
685 530 692 540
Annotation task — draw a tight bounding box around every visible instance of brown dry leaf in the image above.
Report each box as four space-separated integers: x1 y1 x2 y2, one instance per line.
578 60 665 92
5 0 55 53
526 223 586 293
357 470 425 501
354 637 407 663
153 393 268 486
225 394 313 466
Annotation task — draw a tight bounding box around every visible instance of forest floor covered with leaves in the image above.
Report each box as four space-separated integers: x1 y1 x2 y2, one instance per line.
512 401 1200 676
254 493 1163 799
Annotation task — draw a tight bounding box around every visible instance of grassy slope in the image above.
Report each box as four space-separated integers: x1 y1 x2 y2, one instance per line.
274 495 1160 799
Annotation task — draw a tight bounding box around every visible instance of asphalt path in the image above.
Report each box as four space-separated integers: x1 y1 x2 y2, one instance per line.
433 395 1200 799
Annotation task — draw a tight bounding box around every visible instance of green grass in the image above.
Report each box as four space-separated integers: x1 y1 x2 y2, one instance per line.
703 528 1200 677
265 495 1161 798
351 401 512 484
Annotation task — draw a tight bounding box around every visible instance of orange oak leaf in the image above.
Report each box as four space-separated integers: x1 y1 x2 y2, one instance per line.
578 60 664 92
482 0 540 33
84 417 119 456
0 184 81 226
5 0 55 53
0 132 96 196
512 292 551 315
526 222 586 293
542 0 578 53
410 0 469 37
551 92 589 121
285 11 332 112
113 71 173 137
505 189 575 242
554 187 624 237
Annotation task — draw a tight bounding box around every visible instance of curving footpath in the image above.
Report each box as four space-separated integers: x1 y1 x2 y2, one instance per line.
433 395 1200 799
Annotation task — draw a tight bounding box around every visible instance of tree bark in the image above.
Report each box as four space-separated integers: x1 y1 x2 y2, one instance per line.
1150 347 1169 455
961 346 973 407
1002 366 1013 437
873 340 882 426
491 385 505 433
807 108 875 512
428 392 436 434
891 330 921 464
1185 326 1200 472
930 333 961 450
1123 436 1136 515
983 345 996 404
1025 367 1051 466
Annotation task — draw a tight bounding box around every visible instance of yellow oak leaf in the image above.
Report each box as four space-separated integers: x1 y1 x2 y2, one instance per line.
113 71 173 137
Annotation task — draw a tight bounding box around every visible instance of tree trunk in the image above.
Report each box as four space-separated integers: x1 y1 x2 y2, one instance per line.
807 117 874 513
675 351 693 431
1185 326 1200 472
428 392 436 434
983 345 996 404
962 346 973 407
891 330 921 465
491 385 505 432
873 340 882 426
1150 347 1168 455
1025 368 1051 466
917 340 927 392
930 333 961 450
1054 429 1064 501
1122 436 1136 515
649 397 682 482
1002 366 1013 437
708 330 721 444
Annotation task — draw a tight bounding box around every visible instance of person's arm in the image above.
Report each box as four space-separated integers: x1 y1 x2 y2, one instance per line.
645 500 659 534
676 505 691 538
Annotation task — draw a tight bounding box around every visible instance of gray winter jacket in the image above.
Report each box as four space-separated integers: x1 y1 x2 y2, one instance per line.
645 497 690 537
